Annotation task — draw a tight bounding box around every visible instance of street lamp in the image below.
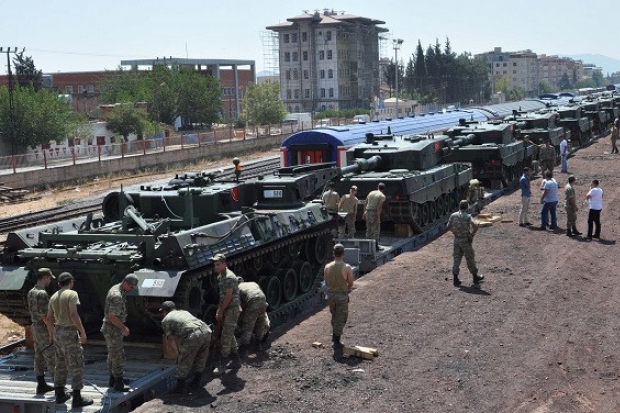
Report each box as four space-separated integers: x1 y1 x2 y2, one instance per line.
392 39 404 118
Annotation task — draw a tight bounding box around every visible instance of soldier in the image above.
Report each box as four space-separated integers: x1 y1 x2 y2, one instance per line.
323 244 354 348
447 200 484 287
363 182 386 251
611 121 619 154
27 268 56 394
159 301 212 392
237 278 270 354
538 139 556 174
565 175 581 237
338 185 358 238
322 182 340 213
212 253 241 376
46 272 93 408
101 273 139 392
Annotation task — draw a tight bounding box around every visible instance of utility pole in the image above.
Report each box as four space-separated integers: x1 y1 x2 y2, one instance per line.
1 47 22 156
392 39 403 118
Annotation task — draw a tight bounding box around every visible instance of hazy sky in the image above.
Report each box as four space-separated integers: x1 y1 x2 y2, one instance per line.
2 0 617 74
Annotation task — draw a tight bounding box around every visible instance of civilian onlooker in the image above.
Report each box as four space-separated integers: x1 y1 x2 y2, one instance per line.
518 167 532 227
539 171 558 230
586 179 603 240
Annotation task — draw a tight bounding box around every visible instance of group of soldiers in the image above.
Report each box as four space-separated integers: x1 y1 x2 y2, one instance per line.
27 252 270 404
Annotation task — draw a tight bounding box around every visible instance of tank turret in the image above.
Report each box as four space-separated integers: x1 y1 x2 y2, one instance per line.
555 103 592 147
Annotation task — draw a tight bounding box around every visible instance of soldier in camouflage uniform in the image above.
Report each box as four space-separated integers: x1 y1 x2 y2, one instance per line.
160 301 212 393
323 244 354 348
565 175 582 237
322 182 340 213
363 182 386 250
447 200 484 287
27 268 56 394
101 274 139 392
46 272 93 408
237 278 270 353
538 139 556 175
338 186 358 238
212 253 241 376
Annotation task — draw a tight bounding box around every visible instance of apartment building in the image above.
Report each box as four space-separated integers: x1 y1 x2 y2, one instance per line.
538 54 584 86
267 9 388 113
476 47 538 96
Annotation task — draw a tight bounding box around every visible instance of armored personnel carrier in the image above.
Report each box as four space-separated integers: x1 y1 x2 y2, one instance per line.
442 119 537 189
333 132 473 233
0 161 358 331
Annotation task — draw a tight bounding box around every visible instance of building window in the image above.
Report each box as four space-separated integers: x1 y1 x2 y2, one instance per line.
294 89 300 99
286 89 292 99
292 33 297 43
513 62 517 66
87 85 94 93
78 85 85 93
284 52 291 62
320 69 325 79
293 69 299 80
302 32 307 42
283 34 290 43
303 51 308 61
292 52 298 62
328 69 333 79
320 88 326 98
327 50 333 60
303 70 309 79
304 89 310 98
513 70 517 74
326 31 332 41
503 63 507 67
65 86 73 94
321 105 326 111
286 70 291 80
329 88 334 97
319 50 325 60
496 63 500 67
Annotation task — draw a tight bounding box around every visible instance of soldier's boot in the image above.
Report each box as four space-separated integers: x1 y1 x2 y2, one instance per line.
229 353 242 369
473 274 485 285
567 228 573 237
258 332 270 351
453 274 462 287
572 226 582 236
108 375 115 387
332 335 344 349
71 390 93 408
212 357 228 376
237 344 249 358
113 376 130 392
35 375 54 394
54 387 71 404
170 378 186 394
189 373 202 389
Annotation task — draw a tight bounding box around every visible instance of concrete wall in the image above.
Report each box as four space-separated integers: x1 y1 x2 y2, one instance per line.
1 135 285 190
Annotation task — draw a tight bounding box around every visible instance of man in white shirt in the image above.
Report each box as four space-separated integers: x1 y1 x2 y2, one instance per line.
586 179 603 240
559 136 569 173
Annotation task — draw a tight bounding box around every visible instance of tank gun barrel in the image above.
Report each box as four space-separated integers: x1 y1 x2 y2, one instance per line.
124 205 156 234
451 134 478 148
339 155 382 175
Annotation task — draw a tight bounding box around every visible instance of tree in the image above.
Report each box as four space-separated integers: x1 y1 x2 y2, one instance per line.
105 103 148 142
99 67 151 104
242 82 286 125
557 73 571 90
13 52 42 91
177 68 222 127
592 70 604 87
0 85 81 152
539 80 559 94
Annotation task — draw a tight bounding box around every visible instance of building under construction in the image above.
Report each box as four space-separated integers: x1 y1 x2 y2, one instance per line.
266 9 388 113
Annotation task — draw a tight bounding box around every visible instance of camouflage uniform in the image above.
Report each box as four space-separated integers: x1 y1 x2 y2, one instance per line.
27 285 55 380
101 283 127 379
322 189 340 213
565 183 577 229
49 288 85 390
365 190 386 242
238 282 270 346
161 310 212 379
447 210 479 278
217 269 240 357
324 261 349 336
339 194 358 237
538 144 556 173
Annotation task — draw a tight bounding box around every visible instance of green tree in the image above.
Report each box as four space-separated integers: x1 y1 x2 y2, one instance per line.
592 70 604 87
412 41 426 95
105 103 148 141
99 67 151 104
557 73 571 90
13 52 43 91
539 80 559 94
177 68 222 127
573 78 596 89
495 76 511 95
242 82 286 125
0 85 80 152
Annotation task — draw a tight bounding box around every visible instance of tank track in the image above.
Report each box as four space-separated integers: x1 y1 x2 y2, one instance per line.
0 288 34 326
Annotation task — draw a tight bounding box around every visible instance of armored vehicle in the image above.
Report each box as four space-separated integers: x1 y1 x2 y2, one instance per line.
333 132 473 233
555 103 592 148
443 120 536 189
580 98 609 135
504 109 566 146
0 162 356 331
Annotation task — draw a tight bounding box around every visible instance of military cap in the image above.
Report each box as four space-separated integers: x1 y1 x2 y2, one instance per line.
211 253 227 262
58 272 74 283
123 274 139 287
333 243 345 255
158 301 176 313
37 268 55 279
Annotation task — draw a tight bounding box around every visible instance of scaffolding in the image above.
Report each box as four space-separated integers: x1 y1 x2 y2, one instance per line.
261 31 280 75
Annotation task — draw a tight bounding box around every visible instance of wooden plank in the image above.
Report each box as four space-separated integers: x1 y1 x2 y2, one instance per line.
342 345 375 360
354 345 379 356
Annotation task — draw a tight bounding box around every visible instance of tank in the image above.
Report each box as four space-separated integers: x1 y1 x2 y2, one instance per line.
442 119 536 189
554 103 592 147
580 98 609 135
333 132 473 233
0 161 362 331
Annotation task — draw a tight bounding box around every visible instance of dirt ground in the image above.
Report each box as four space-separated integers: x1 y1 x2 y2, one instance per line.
3 139 620 412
